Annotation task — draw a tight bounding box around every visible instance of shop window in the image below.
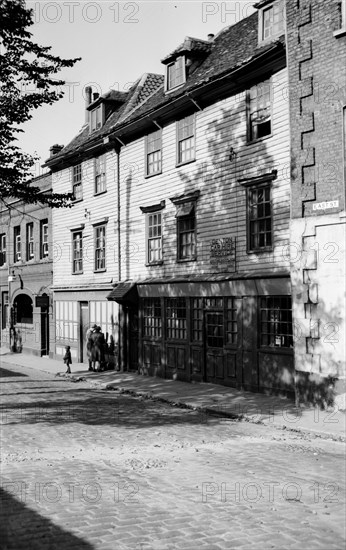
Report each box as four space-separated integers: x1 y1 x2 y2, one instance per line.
177 114 195 165
145 129 162 176
247 184 272 251
226 297 238 344
26 223 34 261
55 300 78 342
72 231 83 274
260 296 293 348
192 298 203 342
166 298 187 340
0 234 6 266
206 311 224 348
247 79 272 141
14 294 33 324
142 298 162 338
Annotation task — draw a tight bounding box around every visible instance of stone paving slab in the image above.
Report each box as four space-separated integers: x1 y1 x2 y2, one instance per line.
1 347 345 440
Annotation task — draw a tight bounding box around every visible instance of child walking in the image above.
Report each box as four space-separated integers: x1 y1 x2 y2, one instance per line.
63 345 72 374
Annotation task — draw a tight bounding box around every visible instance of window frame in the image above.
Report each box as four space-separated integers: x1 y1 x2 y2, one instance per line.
177 206 197 262
40 219 49 259
90 104 104 133
72 164 82 201
165 56 186 92
145 129 162 177
247 182 273 253
334 0 346 37
259 295 293 349
13 226 21 263
94 224 106 272
142 298 162 339
72 230 83 274
2 291 9 329
94 154 107 195
165 297 187 341
146 211 163 265
26 223 34 261
247 78 273 143
258 0 285 44
176 114 196 166
0 234 6 267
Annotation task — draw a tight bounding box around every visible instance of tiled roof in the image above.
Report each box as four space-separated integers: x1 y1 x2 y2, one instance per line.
161 36 212 64
46 74 163 162
47 11 285 165
120 12 285 126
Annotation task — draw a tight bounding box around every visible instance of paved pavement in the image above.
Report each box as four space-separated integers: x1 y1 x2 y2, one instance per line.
1 359 345 550
0 348 345 441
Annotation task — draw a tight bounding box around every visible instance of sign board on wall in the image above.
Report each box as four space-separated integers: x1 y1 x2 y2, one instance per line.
210 238 236 272
35 295 50 308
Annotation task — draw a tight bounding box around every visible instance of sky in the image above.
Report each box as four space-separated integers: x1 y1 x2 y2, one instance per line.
20 1 257 176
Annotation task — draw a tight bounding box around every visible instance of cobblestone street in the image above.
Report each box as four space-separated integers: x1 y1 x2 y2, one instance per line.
1 362 345 550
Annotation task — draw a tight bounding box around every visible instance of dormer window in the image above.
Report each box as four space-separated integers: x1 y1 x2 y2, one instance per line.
90 105 103 133
259 0 284 43
166 56 186 91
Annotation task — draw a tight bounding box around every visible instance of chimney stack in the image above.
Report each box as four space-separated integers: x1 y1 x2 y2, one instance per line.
207 33 215 41
50 144 64 157
93 92 99 101
85 86 92 123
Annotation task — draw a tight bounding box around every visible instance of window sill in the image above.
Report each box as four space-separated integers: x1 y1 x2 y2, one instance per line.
144 171 162 179
94 269 107 273
246 133 272 146
146 261 164 267
72 271 83 275
165 82 185 94
177 257 197 263
176 159 196 168
94 190 107 197
247 247 273 254
72 198 83 204
259 346 293 355
334 28 346 38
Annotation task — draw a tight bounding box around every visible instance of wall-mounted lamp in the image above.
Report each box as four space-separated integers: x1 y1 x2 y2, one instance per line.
8 270 16 283
84 208 91 220
8 270 24 288
229 147 237 162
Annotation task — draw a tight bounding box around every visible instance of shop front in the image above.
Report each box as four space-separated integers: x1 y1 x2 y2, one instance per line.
109 276 295 396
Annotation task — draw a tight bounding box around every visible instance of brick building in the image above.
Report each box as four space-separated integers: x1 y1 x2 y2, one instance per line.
285 0 346 407
0 173 53 356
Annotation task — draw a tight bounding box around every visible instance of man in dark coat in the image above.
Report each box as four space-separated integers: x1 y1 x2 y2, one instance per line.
90 326 105 372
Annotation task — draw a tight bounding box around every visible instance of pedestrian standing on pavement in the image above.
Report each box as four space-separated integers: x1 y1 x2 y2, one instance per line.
86 324 97 371
63 345 72 374
90 326 105 372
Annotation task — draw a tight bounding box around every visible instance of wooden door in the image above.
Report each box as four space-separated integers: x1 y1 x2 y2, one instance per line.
241 296 258 391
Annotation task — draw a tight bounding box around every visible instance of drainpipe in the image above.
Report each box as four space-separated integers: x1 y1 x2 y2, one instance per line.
116 147 124 371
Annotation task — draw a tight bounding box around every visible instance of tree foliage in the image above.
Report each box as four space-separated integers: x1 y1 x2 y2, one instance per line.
0 0 81 207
